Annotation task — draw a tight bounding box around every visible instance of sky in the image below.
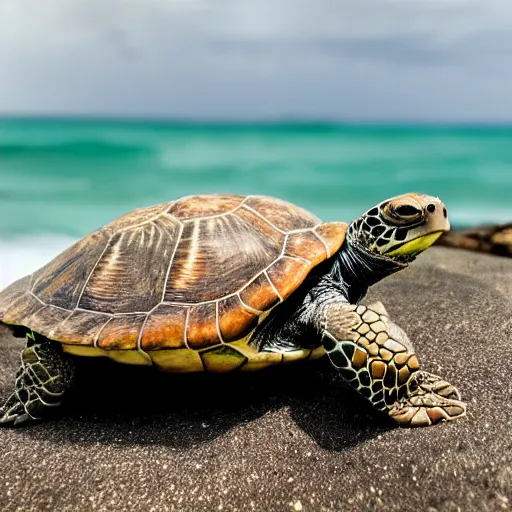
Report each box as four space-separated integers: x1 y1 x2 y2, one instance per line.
1 0 512 121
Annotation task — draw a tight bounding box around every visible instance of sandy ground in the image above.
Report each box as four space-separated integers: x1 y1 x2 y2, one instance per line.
0 247 511 512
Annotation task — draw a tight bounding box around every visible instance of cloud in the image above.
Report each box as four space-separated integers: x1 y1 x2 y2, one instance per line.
210 34 452 66
0 0 511 120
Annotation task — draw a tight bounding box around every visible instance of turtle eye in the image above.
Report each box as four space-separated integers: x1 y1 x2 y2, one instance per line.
381 200 423 225
394 204 421 217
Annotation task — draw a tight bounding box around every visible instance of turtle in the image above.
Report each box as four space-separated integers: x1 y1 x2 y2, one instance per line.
0 193 466 427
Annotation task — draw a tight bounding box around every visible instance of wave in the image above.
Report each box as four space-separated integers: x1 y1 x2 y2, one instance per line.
0 120 511 245
0 140 155 159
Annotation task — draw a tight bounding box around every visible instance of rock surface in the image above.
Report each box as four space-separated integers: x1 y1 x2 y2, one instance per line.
0 247 511 512
438 224 512 257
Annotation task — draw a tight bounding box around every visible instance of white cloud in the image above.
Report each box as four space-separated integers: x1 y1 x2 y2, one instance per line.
0 0 511 120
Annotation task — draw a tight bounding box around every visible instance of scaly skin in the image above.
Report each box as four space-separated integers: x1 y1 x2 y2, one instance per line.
321 301 466 427
0 333 75 426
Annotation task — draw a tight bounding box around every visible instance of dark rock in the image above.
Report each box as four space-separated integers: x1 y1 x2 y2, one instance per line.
0 247 511 511
438 224 512 257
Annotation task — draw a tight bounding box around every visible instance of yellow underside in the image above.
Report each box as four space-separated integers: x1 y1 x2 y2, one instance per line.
385 231 443 257
62 339 326 373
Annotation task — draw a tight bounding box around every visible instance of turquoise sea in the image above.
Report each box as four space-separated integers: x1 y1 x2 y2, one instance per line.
1 118 511 288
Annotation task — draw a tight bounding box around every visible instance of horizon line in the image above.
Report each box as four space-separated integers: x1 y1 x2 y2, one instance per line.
1 113 512 128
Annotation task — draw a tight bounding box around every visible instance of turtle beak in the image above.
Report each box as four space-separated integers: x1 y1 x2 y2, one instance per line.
421 195 450 234
385 195 450 258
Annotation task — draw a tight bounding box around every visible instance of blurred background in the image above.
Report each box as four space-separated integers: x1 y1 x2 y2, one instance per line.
1 0 512 288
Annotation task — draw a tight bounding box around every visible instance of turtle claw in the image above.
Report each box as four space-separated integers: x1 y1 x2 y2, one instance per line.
0 393 38 427
0 403 24 426
389 371 466 427
431 380 461 401
389 401 466 427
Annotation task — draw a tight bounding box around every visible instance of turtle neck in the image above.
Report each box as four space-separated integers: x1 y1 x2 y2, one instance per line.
329 239 408 303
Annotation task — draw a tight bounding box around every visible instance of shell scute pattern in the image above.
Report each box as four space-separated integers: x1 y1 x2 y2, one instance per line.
52 310 111 346
243 196 320 231
186 302 221 349
200 345 248 373
0 195 347 355
266 257 311 299
32 230 112 309
168 194 244 220
218 295 259 342
140 304 187 351
285 231 327 264
79 215 181 314
239 272 281 311
24 306 71 338
97 314 147 350
2 291 43 327
103 203 171 231
163 209 284 303
315 222 348 258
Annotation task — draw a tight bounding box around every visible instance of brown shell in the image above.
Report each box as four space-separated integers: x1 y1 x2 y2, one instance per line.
0 195 347 351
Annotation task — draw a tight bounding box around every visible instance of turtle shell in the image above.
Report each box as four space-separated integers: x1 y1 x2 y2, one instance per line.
0 195 346 355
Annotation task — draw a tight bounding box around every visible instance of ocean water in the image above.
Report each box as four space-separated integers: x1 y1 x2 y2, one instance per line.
1 118 511 288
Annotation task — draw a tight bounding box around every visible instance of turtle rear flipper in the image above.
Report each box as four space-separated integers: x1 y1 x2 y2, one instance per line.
0 333 75 426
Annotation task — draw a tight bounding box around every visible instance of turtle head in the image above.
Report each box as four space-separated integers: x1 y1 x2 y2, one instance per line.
348 193 450 263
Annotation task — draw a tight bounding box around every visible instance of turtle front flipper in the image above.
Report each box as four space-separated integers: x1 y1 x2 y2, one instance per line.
388 370 465 426
321 301 466 427
0 333 75 426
